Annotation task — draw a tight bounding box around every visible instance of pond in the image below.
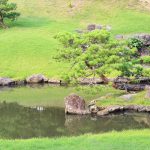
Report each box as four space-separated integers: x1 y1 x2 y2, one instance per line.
0 85 149 139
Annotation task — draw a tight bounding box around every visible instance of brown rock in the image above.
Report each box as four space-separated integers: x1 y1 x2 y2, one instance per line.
26 74 48 84
65 94 90 115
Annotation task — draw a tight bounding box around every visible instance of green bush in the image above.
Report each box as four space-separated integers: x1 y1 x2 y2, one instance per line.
142 56 150 64
55 29 144 83
128 37 144 50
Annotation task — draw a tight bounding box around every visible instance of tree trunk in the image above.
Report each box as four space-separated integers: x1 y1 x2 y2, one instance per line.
0 16 7 29
100 75 109 84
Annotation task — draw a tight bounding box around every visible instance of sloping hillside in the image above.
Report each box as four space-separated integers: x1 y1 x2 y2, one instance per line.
0 0 150 79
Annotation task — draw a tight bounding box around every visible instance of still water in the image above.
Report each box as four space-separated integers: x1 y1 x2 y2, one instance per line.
0 85 149 139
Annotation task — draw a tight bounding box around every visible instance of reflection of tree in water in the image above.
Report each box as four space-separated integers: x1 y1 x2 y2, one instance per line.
65 113 150 135
0 102 65 139
0 102 150 139
132 113 150 127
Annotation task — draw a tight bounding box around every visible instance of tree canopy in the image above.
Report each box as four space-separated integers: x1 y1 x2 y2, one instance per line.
0 0 20 28
55 29 143 84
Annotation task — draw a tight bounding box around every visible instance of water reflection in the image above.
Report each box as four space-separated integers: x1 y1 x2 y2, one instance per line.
0 102 149 139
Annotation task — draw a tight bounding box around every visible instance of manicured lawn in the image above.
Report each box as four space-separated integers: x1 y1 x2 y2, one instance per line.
0 0 150 79
0 130 150 150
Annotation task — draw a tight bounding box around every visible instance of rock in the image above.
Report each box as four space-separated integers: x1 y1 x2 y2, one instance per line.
0 77 15 86
88 100 99 114
65 94 90 115
114 77 131 84
87 24 96 31
16 80 25 86
79 78 104 85
48 79 60 84
26 74 48 84
124 105 139 111
145 85 150 98
96 25 103 30
107 105 123 113
97 105 123 116
133 77 150 84
116 35 124 40
120 94 136 100
113 83 145 91
97 109 109 116
105 25 112 31
130 34 150 47
145 106 150 112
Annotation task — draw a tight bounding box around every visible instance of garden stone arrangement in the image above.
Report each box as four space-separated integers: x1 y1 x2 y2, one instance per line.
65 93 150 116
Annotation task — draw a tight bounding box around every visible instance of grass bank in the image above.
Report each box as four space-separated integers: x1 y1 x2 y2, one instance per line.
0 0 150 79
0 130 150 150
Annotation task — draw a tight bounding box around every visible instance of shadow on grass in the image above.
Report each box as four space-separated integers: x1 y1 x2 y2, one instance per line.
6 17 53 28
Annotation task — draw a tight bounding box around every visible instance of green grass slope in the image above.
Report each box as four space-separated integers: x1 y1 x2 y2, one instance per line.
0 0 150 79
0 130 150 150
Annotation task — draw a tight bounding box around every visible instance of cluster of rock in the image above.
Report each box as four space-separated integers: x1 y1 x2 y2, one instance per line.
0 74 61 86
113 76 149 92
65 94 150 116
133 34 150 47
87 24 112 32
116 33 150 45
76 24 112 33
0 74 109 87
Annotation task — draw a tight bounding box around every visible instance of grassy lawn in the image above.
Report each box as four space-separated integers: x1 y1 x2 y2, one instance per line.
0 0 150 79
0 130 150 150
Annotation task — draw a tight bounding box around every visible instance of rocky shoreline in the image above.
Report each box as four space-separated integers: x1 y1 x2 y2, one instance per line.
65 94 150 116
0 74 150 89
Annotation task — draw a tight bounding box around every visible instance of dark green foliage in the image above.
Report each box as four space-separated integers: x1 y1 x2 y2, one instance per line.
0 0 20 28
55 30 143 83
128 37 144 51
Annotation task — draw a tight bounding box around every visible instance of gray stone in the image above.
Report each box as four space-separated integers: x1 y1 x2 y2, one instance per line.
26 74 48 84
87 24 96 31
120 94 136 100
0 77 15 86
97 109 109 116
116 35 124 40
88 100 99 114
105 25 112 31
96 25 103 30
48 79 60 84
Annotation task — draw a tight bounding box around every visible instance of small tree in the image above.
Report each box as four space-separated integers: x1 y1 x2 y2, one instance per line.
55 29 143 84
0 0 20 28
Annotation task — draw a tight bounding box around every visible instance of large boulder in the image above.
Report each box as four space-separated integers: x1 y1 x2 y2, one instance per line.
26 74 48 84
0 77 15 86
65 94 90 115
